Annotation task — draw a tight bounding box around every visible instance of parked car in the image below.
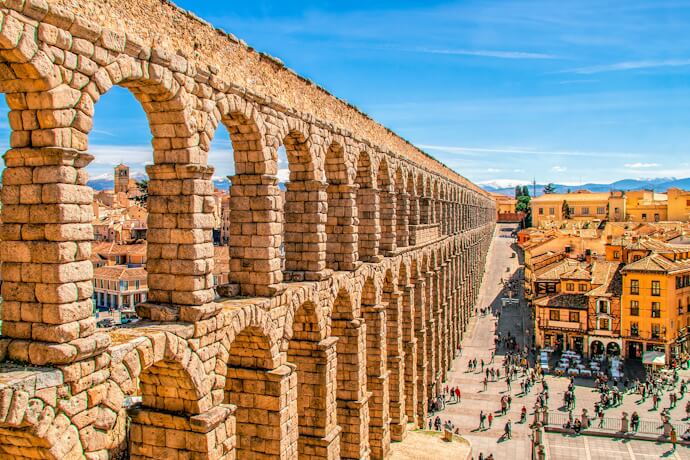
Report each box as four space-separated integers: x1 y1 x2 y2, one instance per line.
97 318 114 328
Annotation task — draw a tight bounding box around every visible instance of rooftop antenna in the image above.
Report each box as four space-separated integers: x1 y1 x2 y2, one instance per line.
533 177 537 197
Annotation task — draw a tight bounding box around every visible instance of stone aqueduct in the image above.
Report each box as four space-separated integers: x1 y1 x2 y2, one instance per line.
0 1 496 459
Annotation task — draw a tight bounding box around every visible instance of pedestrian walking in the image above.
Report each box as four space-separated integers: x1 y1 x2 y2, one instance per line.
488 412 494 428
671 426 678 451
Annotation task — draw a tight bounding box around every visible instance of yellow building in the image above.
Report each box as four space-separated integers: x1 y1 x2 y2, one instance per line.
668 188 690 222
491 192 517 214
624 190 667 222
620 248 690 362
534 265 592 354
530 190 610 228
531 188 690 229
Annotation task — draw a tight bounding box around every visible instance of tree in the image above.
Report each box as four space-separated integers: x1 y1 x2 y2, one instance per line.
132 179 148 208
522 185 530 197
516 195 531 213
543 183 556 194
514 185 522 198
562 200 572 219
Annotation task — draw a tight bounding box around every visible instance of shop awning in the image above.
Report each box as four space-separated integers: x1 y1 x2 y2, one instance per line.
642 351 666 366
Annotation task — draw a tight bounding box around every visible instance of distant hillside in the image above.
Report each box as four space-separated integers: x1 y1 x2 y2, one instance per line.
86 176 287 191
482 177 690 197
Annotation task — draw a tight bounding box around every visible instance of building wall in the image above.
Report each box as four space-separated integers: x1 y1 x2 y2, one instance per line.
668 188 690 221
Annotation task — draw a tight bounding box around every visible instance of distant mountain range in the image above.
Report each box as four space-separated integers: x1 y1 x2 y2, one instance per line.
87 177 285 191
85 175 690 196
480 177 690 197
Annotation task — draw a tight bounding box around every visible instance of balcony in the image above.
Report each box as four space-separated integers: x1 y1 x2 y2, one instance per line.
542 320 585 332
622 329 667 341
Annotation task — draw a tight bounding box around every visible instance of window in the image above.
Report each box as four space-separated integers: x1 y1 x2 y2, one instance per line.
569 311 579 322
549 207 555 215
582 207 590 215
651 302 661 318
549 310 560 321
651 280 661 296
642 213 647 220
539 208 544 215
599 318 610 330
598 300 609 314
686 199 690 207
614 207 620 215
633 255 641 262
578 283 588 292
135 280 140 289
631 322 639 337
680 299 684 315
566 283 575 291
630 300 639 316
651 323 661 339
597 207 606 215
654 213 660 222
613 251 620 259
630 279 639 295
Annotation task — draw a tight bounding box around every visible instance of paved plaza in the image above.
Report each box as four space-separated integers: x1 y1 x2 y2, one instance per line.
433 223 690 459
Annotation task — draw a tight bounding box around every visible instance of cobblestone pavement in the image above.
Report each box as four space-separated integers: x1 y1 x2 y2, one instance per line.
435 224 690 459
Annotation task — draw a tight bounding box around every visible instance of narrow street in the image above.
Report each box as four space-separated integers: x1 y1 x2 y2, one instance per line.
435 223 690 459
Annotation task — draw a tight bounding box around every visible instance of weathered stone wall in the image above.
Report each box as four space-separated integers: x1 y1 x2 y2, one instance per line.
0 1 496 459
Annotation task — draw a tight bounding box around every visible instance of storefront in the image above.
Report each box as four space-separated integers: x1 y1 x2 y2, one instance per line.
588 337 622 357
626 340 643 359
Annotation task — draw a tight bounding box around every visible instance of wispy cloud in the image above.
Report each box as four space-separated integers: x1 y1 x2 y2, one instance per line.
552 165 567 172
624 162 659 168
562 59 690 74
414 47 558 60
418 144 641 159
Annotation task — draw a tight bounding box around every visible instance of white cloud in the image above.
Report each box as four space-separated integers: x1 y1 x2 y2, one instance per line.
624 162 659 168
89 144 153 165
415 47 557 60
563 59 690 75
486 168 502 172
88 172 114 181
277 168 290 183
552 166 567 172
477 179 531 188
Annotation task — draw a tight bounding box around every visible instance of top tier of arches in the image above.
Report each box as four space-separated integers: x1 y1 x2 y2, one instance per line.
0 1 496 320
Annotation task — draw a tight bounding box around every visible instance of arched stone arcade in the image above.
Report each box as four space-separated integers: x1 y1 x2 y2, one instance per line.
0 1 497 459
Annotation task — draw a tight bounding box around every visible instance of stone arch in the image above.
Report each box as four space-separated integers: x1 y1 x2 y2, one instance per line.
395 165 409 248
359 273 390 457
330 287 370 458
325 139 358 271
287 300 341 458
215 96 283 296
355 150 379 261
382 267 407 440
397 259 417 424
281 126 328 280
224 310 297 459
131 333 209 414
377 157 396 253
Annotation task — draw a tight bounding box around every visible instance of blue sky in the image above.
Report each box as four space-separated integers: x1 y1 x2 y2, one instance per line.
4 0 690 187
